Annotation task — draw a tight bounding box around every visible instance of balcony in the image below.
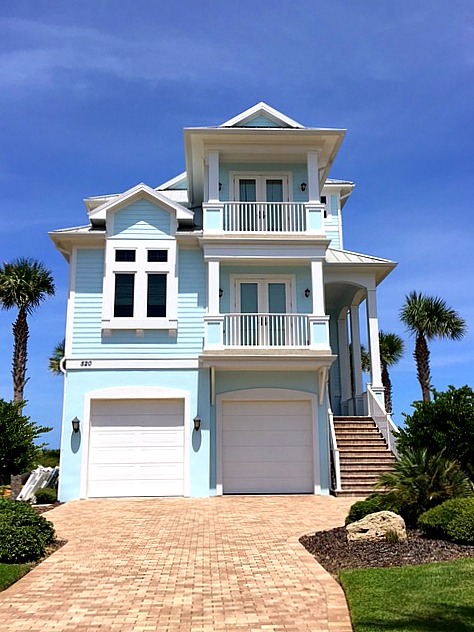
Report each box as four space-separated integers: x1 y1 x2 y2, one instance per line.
203 201 325 235
203 313 330 353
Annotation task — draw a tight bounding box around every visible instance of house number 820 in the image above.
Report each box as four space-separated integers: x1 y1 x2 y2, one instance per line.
80 360 92 367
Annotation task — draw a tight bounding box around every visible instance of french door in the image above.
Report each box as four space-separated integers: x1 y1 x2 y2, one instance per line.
235 278 292 346
234 174 289 232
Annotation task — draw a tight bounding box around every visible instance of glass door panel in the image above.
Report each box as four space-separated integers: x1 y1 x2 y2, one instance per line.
268 283 286 345
238 179 257 231
266 179 284 231
240 283 258 345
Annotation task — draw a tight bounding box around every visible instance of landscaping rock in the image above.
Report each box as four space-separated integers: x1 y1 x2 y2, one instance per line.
346 511 407 543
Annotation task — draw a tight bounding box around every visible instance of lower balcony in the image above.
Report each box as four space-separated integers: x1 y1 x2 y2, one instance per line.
203 313 331 353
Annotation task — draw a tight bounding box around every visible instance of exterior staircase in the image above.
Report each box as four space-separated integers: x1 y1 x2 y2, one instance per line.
333 416 396 497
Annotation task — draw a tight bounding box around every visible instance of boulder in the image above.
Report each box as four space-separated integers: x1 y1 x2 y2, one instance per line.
346 510 407 543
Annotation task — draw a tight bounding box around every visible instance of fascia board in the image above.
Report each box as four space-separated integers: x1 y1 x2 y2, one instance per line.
156 171 187 190
88 183 193 221
219 102 304 128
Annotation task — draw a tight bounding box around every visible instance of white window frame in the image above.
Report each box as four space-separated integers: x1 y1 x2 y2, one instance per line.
230 171 291 202
231 274 295 313
102 238 178 330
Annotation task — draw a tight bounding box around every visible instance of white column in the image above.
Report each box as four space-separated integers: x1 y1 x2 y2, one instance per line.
207 260 220 314
311 259 325 315
338 314 352 407
350 305 363 398
207 150 220 203
307 151 320 203
366 286 383 388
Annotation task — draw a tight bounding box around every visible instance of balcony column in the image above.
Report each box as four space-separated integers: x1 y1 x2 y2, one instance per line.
207 259 220 314
338 312 352 414
350 305 364 415
204 259 223 350
366 284 384 405
309 260 330 350
207 150 220 203
307 151 320 202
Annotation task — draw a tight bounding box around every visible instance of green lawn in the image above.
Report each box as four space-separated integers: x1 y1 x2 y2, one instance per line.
0 563 31 592
340 559 474 632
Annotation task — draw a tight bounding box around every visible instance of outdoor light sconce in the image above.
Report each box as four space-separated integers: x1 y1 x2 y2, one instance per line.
219 288 223 298
300 182 307 192
71 417 80 433
218 182 223 191
193 416 201 432
304 288 311 298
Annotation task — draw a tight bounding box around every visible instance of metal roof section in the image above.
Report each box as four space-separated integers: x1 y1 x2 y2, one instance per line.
156 172 188 190
326 248 395 265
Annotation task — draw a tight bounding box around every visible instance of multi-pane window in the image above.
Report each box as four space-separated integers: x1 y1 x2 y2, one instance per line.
115 250 136 262
147 274 167 317
114 274 135 317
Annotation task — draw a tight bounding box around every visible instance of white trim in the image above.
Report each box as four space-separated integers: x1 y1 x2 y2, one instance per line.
64 246 77 357
65 358 199 370
230 274 296 313
230 171 291 202
80 386 191 499
220 102 304 129
216 388 320 496
156 172 187 191
101 238 178 331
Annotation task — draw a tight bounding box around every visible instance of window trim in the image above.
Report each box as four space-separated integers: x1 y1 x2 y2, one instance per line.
102 238 178 330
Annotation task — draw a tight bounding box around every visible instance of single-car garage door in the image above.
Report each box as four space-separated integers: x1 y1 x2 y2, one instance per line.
88 399 184 498
222 399 314 494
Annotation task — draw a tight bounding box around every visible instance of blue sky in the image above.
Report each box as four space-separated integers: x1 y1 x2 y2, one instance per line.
0 1 473 448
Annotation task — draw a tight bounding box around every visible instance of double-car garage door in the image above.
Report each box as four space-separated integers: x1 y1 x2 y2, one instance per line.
86 395 314 497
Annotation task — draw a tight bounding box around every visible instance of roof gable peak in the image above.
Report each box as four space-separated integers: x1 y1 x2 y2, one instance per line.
220 102 304 129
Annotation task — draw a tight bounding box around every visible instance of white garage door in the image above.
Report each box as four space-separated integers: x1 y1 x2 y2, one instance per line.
88 399 184 498
222 399 314 494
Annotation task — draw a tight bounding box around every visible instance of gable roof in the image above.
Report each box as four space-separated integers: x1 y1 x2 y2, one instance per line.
87 183 194 225
219 102 304 129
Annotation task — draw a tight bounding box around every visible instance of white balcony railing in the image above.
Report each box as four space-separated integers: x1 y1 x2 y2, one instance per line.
223 313 310 347
223 202 306 232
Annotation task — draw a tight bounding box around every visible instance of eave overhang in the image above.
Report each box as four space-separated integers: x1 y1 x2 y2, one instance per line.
325 248 397 285
184 127 346 206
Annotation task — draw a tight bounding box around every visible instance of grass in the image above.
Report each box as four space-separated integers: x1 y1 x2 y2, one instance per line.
340 559 474 632
0 563 31 592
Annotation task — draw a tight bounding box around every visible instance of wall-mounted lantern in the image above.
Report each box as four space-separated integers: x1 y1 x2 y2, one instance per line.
193 416 201 432
304 288 311 298
300 182 307 192
71 417 80 433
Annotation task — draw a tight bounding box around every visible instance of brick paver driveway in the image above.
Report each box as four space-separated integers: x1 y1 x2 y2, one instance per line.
0 496 356 631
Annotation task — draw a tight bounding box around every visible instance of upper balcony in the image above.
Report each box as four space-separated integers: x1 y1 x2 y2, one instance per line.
203 201 326 235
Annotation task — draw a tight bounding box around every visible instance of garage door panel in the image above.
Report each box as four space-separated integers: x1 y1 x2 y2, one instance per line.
223 430 311 448
223 445 313 462
88 398 185 498
222 398 314 494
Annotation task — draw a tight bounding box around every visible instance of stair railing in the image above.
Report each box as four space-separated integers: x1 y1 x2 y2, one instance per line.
328 407 342 492
366 384 399 458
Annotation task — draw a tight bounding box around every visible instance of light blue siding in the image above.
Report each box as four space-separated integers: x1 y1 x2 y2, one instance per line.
324 194 341 248
219 264 312 314
242 115 282 127
112 200 172 238
219 163 308 203
71 247 206 357
59 368 212 500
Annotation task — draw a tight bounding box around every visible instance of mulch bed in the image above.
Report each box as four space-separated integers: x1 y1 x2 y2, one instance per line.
33 502 62 515
300 527 474 577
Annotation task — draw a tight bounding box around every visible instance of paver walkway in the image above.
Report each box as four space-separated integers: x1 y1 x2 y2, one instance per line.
0 496 356 631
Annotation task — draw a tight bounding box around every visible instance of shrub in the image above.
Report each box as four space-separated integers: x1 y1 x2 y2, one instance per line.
419 498 474 544
397 386 474 480
375 448 473 525
385 529 400 544
345 493 398 525
35 487 57 504
0 498 55 562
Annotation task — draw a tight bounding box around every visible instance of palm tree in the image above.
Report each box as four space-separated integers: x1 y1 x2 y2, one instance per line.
48 339 65 376
400 291 466 402
0 258 55 404
379 331 405 413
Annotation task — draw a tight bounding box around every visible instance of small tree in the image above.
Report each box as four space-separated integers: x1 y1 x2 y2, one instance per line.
48 339 65 376
400 291 466 402
0 400 51 485
379 331 405 413
397 385 474 479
